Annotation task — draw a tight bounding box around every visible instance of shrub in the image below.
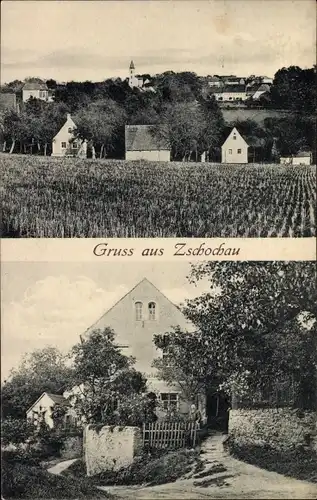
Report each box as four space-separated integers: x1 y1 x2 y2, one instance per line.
1 417 34 446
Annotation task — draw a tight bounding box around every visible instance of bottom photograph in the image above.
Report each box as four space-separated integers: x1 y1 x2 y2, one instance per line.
2 260 317 499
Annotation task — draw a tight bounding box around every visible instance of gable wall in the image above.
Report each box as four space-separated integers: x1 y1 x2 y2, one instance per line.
26 393 55 428
222 130 248 163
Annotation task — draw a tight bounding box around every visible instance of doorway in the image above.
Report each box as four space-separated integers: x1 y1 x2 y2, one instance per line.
206 391 231 433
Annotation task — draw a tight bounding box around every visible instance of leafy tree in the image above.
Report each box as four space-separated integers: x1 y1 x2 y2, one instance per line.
184 262 316 408
74 99 126 158
270 66 316 113
152 326 219 405
1 347 74 419
69 328 154 425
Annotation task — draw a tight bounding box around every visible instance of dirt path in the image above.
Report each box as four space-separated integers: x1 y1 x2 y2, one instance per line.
99 434 317 499
47 458 78 475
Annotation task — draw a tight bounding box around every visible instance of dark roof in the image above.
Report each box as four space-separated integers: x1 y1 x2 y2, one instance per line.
295 151 311 157
125 125 170 151
221 85 246 93
23 82 48 91
46 393 69 405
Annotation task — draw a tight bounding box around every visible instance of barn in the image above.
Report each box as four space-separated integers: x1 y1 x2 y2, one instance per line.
125 125 170 162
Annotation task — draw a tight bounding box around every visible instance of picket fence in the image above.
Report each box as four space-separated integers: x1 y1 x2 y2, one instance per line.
142 420 200 449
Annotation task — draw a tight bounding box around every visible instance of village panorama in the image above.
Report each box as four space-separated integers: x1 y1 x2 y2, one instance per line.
2 260 317 498
1 59 316 238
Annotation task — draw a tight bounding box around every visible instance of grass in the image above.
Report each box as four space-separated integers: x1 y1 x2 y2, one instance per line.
227 441 317 483
2 451 111 499
64 448 199 486
1 153 316 237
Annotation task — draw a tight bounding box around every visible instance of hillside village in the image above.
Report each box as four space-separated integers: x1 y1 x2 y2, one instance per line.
0 62 316 164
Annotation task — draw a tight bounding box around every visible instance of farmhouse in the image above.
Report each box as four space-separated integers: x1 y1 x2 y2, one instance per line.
125 125 170 162
22 82 49 102
213 85 248 102
81 278 207 417
52 113 87 158
221 127 249 164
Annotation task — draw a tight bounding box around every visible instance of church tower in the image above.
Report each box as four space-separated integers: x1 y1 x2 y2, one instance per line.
129 60 135 88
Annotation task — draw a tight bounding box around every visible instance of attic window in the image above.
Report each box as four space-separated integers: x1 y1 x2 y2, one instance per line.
233 135 236 140
148 302 156 320
68 127 73 133
135 301 143 321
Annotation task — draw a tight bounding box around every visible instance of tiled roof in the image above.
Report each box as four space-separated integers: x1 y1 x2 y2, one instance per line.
23 82 48 91
125 125 170 151
46 393 70 406
295 151 311 157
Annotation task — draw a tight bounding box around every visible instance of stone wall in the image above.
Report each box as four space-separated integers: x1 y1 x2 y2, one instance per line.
83 425 143 476
229 408 317 452
60 435 83 460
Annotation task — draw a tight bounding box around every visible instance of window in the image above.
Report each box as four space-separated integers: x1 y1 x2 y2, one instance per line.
160 393 179 411
135 301 143 321
233 135 236 140
237 149 242 154
61 142 67 149
68 127 73 133
228 149 232 154
148 302 156 320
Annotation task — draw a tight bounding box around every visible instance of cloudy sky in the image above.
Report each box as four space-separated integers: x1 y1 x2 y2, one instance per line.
1 261 212 379
1 0 315 83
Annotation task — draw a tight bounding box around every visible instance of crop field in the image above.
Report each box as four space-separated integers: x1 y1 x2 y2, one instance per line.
1 154 316 237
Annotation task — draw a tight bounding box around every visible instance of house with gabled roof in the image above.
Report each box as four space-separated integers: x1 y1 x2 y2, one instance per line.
221 127 249 163
81 278 199 415
26 392 70 429
22 81 49 102
52 113 87 158
125 125 170 162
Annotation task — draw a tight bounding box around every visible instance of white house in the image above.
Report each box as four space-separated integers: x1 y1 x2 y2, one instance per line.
52 114 87 158
125 125 170 162
221 127 249 164
213 85 247 102
22 82 49 102
26 392 71 429
252 84 271 100
280 151 312 166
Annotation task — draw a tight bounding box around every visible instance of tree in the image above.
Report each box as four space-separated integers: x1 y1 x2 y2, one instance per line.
184 262 317 407
152 326 219 405
74 99 126 158
1 347 74 419
270 66 316 113
69 328 154 425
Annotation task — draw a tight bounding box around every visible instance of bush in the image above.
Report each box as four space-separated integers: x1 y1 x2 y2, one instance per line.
65 448 199 486
1 417 34 446
227 439 317 483
2 452 111 498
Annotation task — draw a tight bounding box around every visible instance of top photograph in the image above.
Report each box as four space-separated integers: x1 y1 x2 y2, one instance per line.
1 0 316 238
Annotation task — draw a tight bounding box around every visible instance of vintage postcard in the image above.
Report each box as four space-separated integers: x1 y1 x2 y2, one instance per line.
1 1 316 499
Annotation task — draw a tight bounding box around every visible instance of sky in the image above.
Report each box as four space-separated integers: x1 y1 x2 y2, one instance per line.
1 0 315 83
1 261 212 379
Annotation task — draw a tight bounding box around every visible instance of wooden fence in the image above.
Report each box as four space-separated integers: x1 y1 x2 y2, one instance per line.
142 420 200 450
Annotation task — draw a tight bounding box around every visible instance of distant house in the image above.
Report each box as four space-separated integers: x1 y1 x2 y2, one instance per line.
221 127 249 164
261 76 273 85
52 113 87 158
22 82 49 102
224 76 246 86
280 151 312 166
125 124 170 162
213 85 247 102
26 392 71 429
252 84 271 100
208 76 222 88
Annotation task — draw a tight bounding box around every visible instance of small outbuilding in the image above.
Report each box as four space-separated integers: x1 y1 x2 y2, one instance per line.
280 151 312 166
125 124 170 162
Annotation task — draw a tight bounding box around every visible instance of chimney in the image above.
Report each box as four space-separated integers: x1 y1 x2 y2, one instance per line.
66 113 71 120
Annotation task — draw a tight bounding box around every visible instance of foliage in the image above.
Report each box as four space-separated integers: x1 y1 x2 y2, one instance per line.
2 155 316 237
185 262 317 408
2 452 110 498
227 440 317 483
1 346 74 419
66 449 199 486
1 417 35 446
270 66 316 113
69 328 155 425
152 327 217 403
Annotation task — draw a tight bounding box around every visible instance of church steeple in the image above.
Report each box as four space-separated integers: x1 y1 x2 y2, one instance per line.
129 60 135 70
